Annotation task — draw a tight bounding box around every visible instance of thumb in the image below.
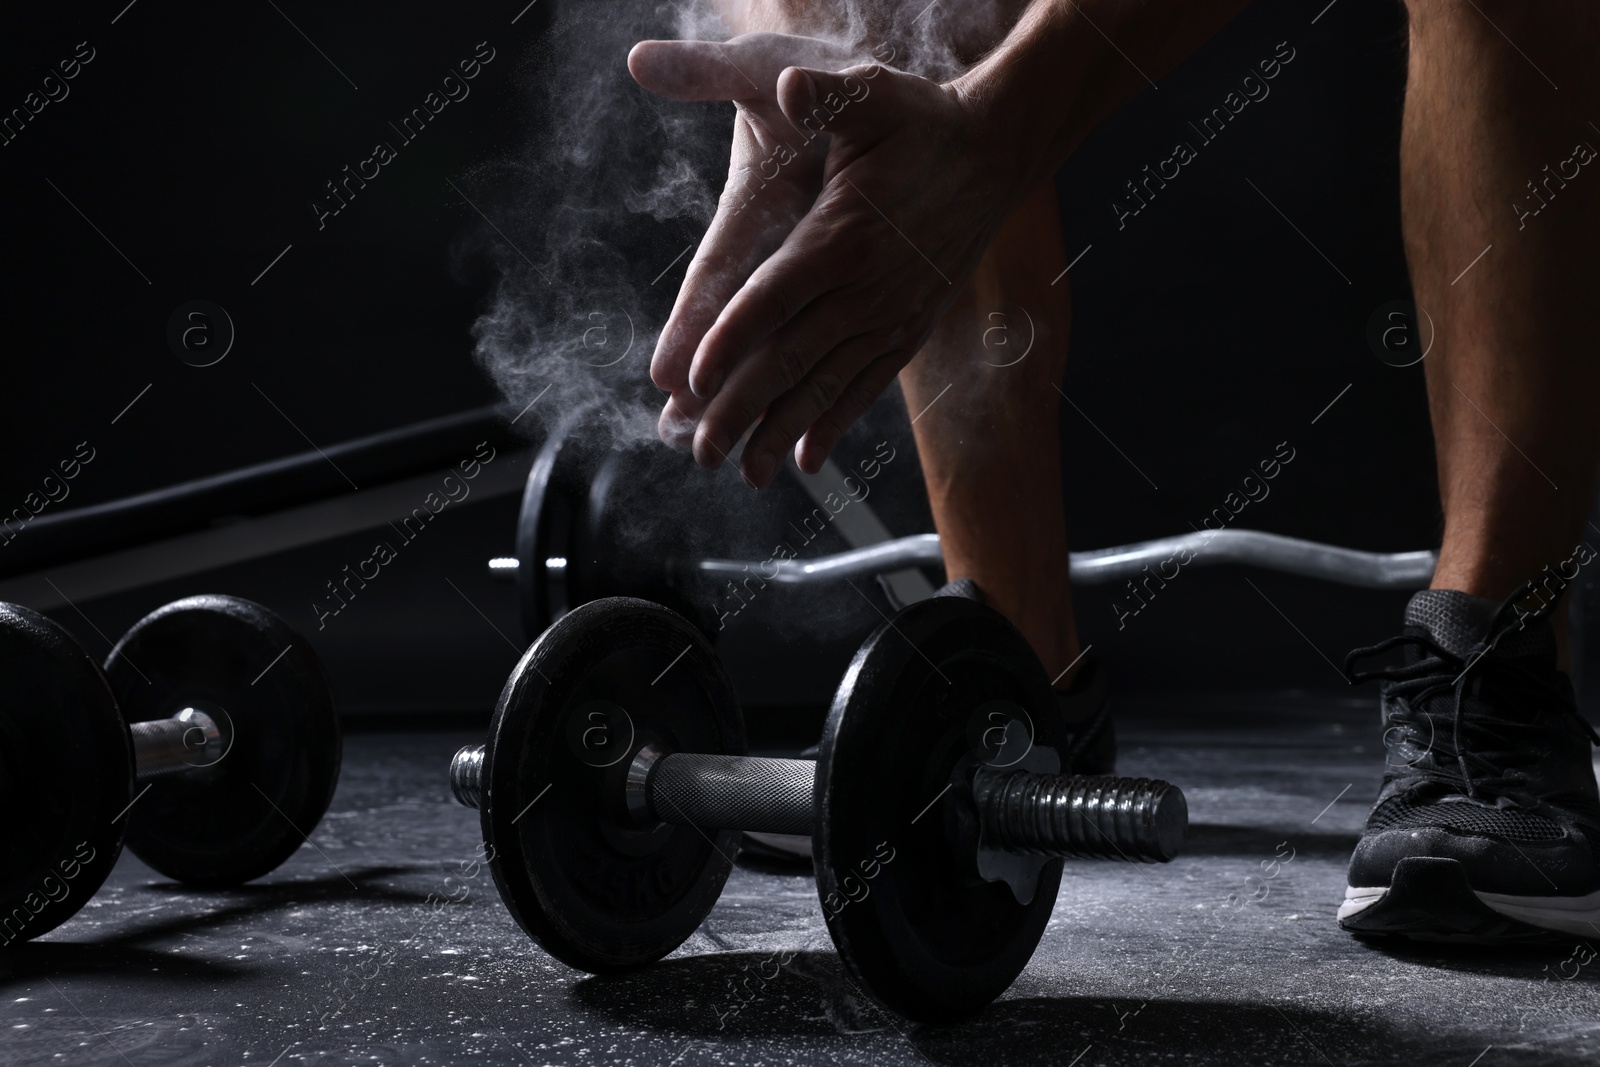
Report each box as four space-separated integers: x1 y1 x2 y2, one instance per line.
775 64 888 140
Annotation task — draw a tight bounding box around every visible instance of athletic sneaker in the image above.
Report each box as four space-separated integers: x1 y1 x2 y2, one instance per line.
1339 586 1600 941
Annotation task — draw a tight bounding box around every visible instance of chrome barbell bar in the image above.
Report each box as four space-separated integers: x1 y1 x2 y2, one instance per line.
489 528 1436 590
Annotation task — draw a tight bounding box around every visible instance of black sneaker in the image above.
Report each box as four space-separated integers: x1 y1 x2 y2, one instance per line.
1339 586 1600 941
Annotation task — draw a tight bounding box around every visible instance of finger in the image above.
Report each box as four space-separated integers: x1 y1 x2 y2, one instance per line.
776 63 903 146
629 34 864 103
688 209 852 398
655 88 836 392
739 332 891 487
628 41 762 101
651 122 809 393
691 294 861 471
687 63 918 398
653 246 744 394
795 353 910 473
653 215 797 397
658 389 705 451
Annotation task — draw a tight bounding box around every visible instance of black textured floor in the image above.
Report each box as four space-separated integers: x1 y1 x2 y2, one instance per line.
5 696 1599 1066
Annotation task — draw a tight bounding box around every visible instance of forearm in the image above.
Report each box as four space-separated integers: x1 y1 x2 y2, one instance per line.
954 0 1254 202
710 1 848 37
711 0 1032 68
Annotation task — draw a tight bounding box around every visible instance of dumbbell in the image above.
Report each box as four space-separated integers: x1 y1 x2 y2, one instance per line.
448 593 1185 1020
491 408 1440 636
0 595 341 946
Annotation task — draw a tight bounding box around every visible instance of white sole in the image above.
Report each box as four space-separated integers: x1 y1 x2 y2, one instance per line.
1343 882 1600 938
1338 885 1386 923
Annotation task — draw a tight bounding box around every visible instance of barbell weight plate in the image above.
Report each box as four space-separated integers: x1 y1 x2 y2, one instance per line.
515 405 596 640
0 603 129 944
516 409 735 641
482 597 743 973
586 446 731 639
103 595 341 887
515 405 861 644
814 595 1065 1020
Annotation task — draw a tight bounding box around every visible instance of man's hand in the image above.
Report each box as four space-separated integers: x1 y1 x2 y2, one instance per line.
630 33 1014 486
628 33 868 460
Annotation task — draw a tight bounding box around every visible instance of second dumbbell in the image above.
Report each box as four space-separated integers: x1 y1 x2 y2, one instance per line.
0 594 341 946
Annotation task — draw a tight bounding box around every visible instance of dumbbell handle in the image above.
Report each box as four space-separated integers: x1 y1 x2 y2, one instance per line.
634 751 814 834
446 745 812 833
449 745 1186 861
131 708 226 781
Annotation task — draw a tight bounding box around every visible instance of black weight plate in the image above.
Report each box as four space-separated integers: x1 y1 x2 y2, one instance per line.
483 597 743 973
815 595 1064 1021
104 595 341 887
0 603 128 945
516 404 599 640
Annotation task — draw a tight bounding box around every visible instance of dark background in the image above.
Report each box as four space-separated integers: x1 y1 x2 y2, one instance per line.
0 0 1447 728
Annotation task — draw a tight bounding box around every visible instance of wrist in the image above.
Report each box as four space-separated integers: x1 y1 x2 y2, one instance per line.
948 0 1254 204
946 3 1100 207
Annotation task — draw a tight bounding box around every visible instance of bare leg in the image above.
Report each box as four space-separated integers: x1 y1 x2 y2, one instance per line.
899 182 1082 686
1403 0 1600 662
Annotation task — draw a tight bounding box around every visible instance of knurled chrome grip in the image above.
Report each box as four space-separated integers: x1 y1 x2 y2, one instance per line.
647 754 815 835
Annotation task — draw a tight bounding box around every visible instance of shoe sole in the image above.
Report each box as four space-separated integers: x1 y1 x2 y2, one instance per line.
1341 856 1600 942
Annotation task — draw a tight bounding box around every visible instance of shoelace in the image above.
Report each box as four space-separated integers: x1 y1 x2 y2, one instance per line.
1344 577 1600 802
